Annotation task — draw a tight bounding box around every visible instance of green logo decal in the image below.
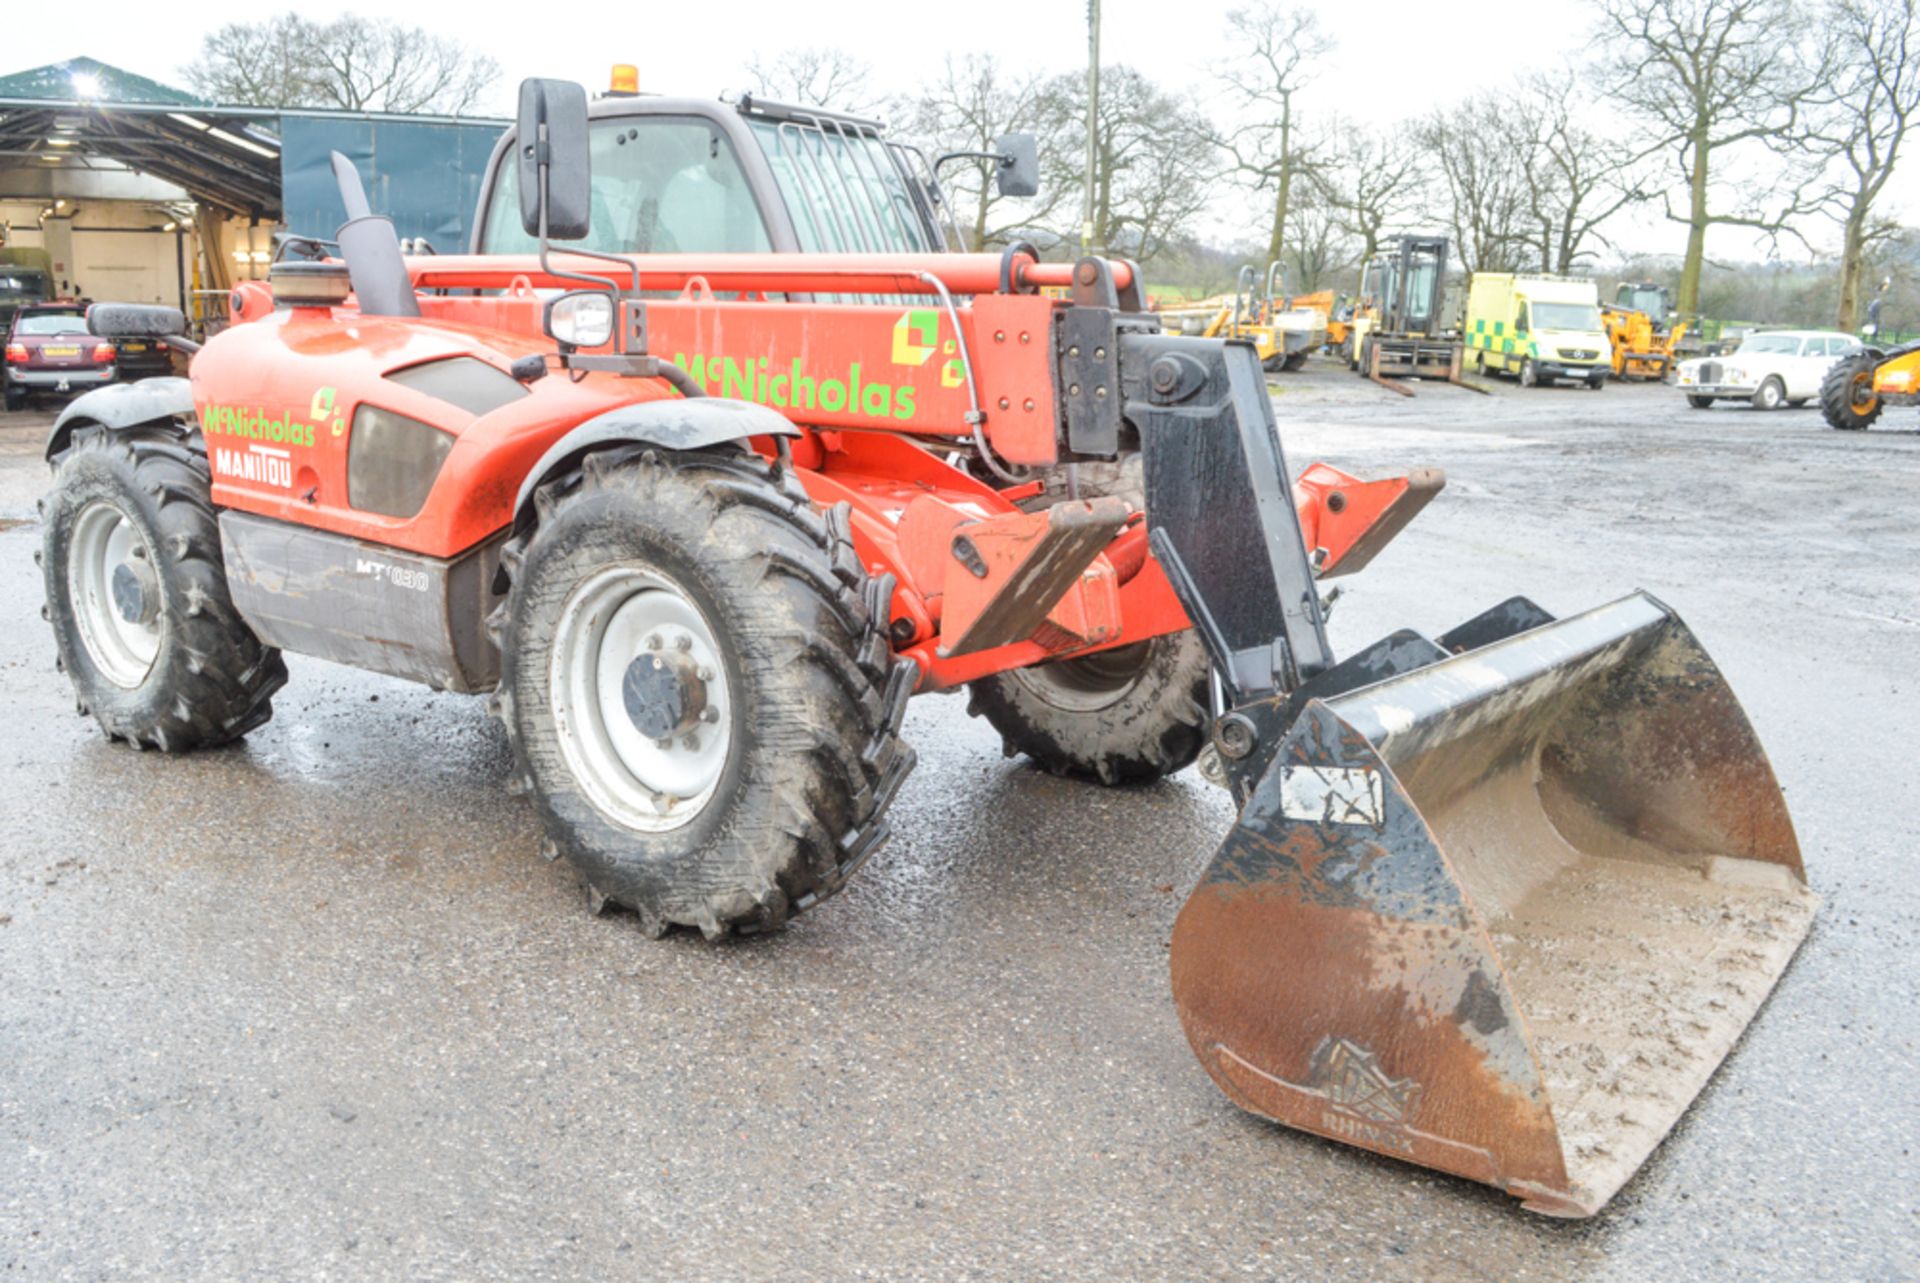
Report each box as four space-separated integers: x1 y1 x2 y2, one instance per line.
670 354 919 422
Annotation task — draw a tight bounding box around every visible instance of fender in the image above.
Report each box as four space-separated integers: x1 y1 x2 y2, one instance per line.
45 377 195 463
510 395 800 531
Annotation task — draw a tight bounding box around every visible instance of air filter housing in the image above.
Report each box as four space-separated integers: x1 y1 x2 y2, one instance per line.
270 259 351 308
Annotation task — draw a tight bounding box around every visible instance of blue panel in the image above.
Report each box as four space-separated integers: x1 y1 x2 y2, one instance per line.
278 116 506 251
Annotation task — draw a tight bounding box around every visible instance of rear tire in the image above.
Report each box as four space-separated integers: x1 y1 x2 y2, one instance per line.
1821 352 1883 430
4 385 24 412
1282 350 1310 371
967 631 1210 784
494 445 915 938
41 426 286 751
1751 376 1785 410
1687 395 1715 409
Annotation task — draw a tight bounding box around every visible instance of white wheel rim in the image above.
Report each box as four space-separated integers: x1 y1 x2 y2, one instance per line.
549 565 733 833
67 500 161 688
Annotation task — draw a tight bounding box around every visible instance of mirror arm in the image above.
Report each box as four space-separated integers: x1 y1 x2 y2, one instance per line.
532 128 641 301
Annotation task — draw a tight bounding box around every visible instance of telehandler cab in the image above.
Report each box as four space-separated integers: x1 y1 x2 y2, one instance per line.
39 78 1815 1218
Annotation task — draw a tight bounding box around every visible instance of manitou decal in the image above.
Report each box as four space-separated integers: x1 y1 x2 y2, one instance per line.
212 444 293 489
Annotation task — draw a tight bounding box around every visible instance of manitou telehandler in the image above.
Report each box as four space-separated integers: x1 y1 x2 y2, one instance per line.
39 78 1815 1219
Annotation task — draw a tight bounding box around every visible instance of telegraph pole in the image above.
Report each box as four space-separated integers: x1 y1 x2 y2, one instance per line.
1082 0 1100 256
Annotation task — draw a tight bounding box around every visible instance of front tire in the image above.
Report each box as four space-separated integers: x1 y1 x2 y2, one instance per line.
41 427 286 750
1821 352 1883 430
1751 376 1785 410
1687 395 1715 410
494 446 915 938
1520 358 1540 388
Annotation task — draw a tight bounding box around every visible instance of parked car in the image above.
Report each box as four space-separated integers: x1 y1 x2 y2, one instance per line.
4 304 115 411
1676 330 1861 410
110 332 175 379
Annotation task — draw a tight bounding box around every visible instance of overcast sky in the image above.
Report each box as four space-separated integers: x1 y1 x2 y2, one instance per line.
12 0 1901 262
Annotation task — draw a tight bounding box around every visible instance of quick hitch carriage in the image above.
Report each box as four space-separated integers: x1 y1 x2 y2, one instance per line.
41 77 1814 1219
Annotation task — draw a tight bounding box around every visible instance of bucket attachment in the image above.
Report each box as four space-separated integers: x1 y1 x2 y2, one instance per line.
1170 592 1816 1217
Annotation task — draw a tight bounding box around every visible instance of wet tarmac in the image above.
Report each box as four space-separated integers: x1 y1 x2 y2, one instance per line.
1 372 1915 1280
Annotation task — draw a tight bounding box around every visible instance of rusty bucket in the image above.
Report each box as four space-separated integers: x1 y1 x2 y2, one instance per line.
1170 592 1816 1216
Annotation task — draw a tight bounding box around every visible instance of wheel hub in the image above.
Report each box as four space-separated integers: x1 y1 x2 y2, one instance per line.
549 567 732 833
110 560 158 626
621 649 707 740
67 501 161 688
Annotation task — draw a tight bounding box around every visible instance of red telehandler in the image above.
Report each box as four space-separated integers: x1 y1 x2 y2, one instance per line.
38 79 1814 1218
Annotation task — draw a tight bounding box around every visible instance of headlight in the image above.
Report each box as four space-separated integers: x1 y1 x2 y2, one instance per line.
1723 367 1746 384
544 290 615 348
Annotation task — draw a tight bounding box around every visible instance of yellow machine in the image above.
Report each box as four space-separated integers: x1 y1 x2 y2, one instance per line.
1601 304 1689 380
1821 341 1920 430
1164 263 1326 372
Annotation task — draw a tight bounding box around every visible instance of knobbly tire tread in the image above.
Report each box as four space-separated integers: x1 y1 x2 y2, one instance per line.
1820 351 1883 431
490 445 915 939
42 425 287 751
965 630 1210 785
964 453 1210 785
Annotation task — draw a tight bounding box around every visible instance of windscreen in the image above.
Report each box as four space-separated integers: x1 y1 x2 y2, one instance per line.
15 313 86 335
1620 287 1666 315
0 272 48 301
1739 334 1802 355
481 117 772 255
1532 302 1603 331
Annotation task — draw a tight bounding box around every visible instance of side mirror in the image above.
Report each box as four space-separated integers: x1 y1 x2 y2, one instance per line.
993 132 1039 198
88 303 186 339
516 78 592 241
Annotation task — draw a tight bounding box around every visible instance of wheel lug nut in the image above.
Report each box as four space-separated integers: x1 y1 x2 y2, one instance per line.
681 733 700 751
696 666 713 682
700 707 719 724
675 635 692 651
130 546 147 560
655 737 673 750
645 633 663 650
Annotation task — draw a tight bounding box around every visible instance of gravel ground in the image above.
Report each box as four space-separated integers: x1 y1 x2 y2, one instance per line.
0 367 1914 1281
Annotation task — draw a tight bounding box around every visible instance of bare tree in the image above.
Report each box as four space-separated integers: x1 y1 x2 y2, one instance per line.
185 15 500 114
1316 121 1426 263
1282 199 1351 293
899 55 1070 249
1419 99 1532 274
1517 69 1657 272
1807 0 1920 329
1598 0 1827 311
1033 67 1218 263
1214 6 1334 266
744 47 881 115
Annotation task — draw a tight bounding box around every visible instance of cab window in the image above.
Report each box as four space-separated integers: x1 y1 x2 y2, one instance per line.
481 117 772 255
747 119 936 253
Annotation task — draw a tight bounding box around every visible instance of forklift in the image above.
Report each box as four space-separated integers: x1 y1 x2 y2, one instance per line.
1349 235 1485 396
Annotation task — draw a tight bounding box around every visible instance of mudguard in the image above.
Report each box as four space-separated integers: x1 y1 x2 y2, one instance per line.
511 395 801 528
45 377 195 463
